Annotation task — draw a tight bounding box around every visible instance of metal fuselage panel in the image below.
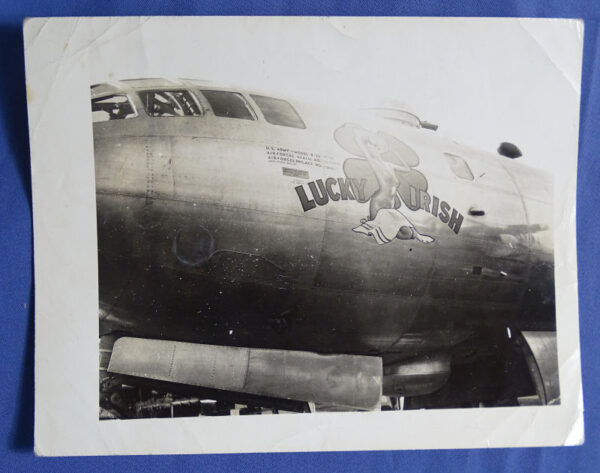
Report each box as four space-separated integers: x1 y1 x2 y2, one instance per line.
94 87 555 356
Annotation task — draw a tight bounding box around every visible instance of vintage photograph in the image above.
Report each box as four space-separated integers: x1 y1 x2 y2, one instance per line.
26 17 583 454
94 75 557 418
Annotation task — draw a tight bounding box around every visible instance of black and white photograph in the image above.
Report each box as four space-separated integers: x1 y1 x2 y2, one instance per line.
25 16 583 454
94 77 557 418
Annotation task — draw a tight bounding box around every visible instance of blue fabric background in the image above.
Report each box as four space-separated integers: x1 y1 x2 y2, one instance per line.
1 1 598 471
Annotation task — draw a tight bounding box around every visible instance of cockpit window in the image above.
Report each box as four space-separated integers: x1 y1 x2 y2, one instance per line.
250 95 306 129
138 90 202 117
200 90 256 120
91 95 137 122
445 153 474 181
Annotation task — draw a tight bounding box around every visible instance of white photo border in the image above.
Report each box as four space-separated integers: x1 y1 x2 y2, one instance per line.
25 16 584 456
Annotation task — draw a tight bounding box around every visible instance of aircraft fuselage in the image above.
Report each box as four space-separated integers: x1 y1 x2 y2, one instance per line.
93 80 555 363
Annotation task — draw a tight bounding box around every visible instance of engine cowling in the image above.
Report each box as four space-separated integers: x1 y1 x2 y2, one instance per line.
108 337 383 410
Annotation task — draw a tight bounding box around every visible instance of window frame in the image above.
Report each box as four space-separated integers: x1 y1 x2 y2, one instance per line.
136 89 205 118
444 152 475 181
197 89 258 121
250 94 306 129
91 93 139 123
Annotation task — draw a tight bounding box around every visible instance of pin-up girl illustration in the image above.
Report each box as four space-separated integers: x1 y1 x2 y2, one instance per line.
334 123 434 245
